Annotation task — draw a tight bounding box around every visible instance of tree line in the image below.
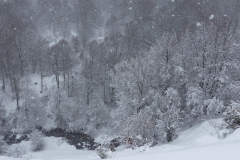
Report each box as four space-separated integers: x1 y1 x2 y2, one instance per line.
1 0 240 145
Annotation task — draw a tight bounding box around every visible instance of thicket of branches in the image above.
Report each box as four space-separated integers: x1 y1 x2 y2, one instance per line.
1 0 240 145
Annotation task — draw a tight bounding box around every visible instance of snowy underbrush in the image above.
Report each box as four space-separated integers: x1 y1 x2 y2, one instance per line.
120 136 155 150
95 137 117 159
95 134 155 159
96 144 115 159
0 140 7 155
206 118 236 140
30 130 45 152
0 119 239 160
6 144 27 158
1 130 45 158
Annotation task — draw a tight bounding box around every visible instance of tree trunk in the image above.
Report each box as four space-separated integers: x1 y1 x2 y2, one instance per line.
0 64 5 91
166 128 173 142
41 71 43 92
63 73 66 88
16 93 20 111
71 73 74 96
18 46 24 77
67 73 70 96
103 83 106 103
87 84 90 106
2 76 5 91
55 73 60 91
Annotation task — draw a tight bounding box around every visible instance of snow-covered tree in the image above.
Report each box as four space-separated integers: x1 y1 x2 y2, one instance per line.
49 87 81 130
110 56 152 120
154 88 181 142
187 86 204 118
11 77 47 132
120 110 155 147
85 96 111 136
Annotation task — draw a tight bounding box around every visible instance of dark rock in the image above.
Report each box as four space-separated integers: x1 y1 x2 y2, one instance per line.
43 128 100 150
43 128 65 137
110 138 121 148
3 128 100 150
3 133 29 145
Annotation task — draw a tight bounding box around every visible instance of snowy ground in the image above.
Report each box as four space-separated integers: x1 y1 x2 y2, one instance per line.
1 74 239 159
1 120 240 160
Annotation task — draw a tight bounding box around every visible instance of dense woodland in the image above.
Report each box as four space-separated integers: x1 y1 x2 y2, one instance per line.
1 0 240 147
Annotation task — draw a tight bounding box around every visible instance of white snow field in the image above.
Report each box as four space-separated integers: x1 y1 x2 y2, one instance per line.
1 120 240 160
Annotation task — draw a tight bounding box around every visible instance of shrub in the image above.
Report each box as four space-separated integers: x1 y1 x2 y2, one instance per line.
0 140 7 155
121 111 156 148
30 130 45 152
96 140 115 159
96 144 114 159
109 138 121 150
223 101 240 130
96 145 108 159
6 144 26 158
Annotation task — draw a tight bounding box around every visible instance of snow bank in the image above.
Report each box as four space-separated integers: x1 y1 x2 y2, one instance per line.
221 128 240 143
1 119 240 160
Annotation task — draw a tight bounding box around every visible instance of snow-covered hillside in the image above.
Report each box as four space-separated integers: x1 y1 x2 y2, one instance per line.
1 120 240 160
0 73 58 114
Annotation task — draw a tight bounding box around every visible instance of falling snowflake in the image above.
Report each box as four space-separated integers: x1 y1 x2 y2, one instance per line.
196 22 201 27
209 14 214 19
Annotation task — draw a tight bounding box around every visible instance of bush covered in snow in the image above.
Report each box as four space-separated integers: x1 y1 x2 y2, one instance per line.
6 144 26 158
30 130 45 152
120 111 156 148
223 101 240 130
96 145 109 159
0 140 7 155
96 144 115 159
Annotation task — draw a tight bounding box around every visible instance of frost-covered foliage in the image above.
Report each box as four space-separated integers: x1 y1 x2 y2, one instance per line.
9 77 47 133
30 130 45 152
187 86 204 117
85 97 110 136
187 86 225 118
96 145 113 159
109 56 157 145
48 84 110 136
96 146 108 159
204 97 225 116
153 88 181 142
49 87 82 130
111 59 182 143
109 57 151 116
223 101 240 130
6 144 26 158
120 111 155 147
96 140 115 159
